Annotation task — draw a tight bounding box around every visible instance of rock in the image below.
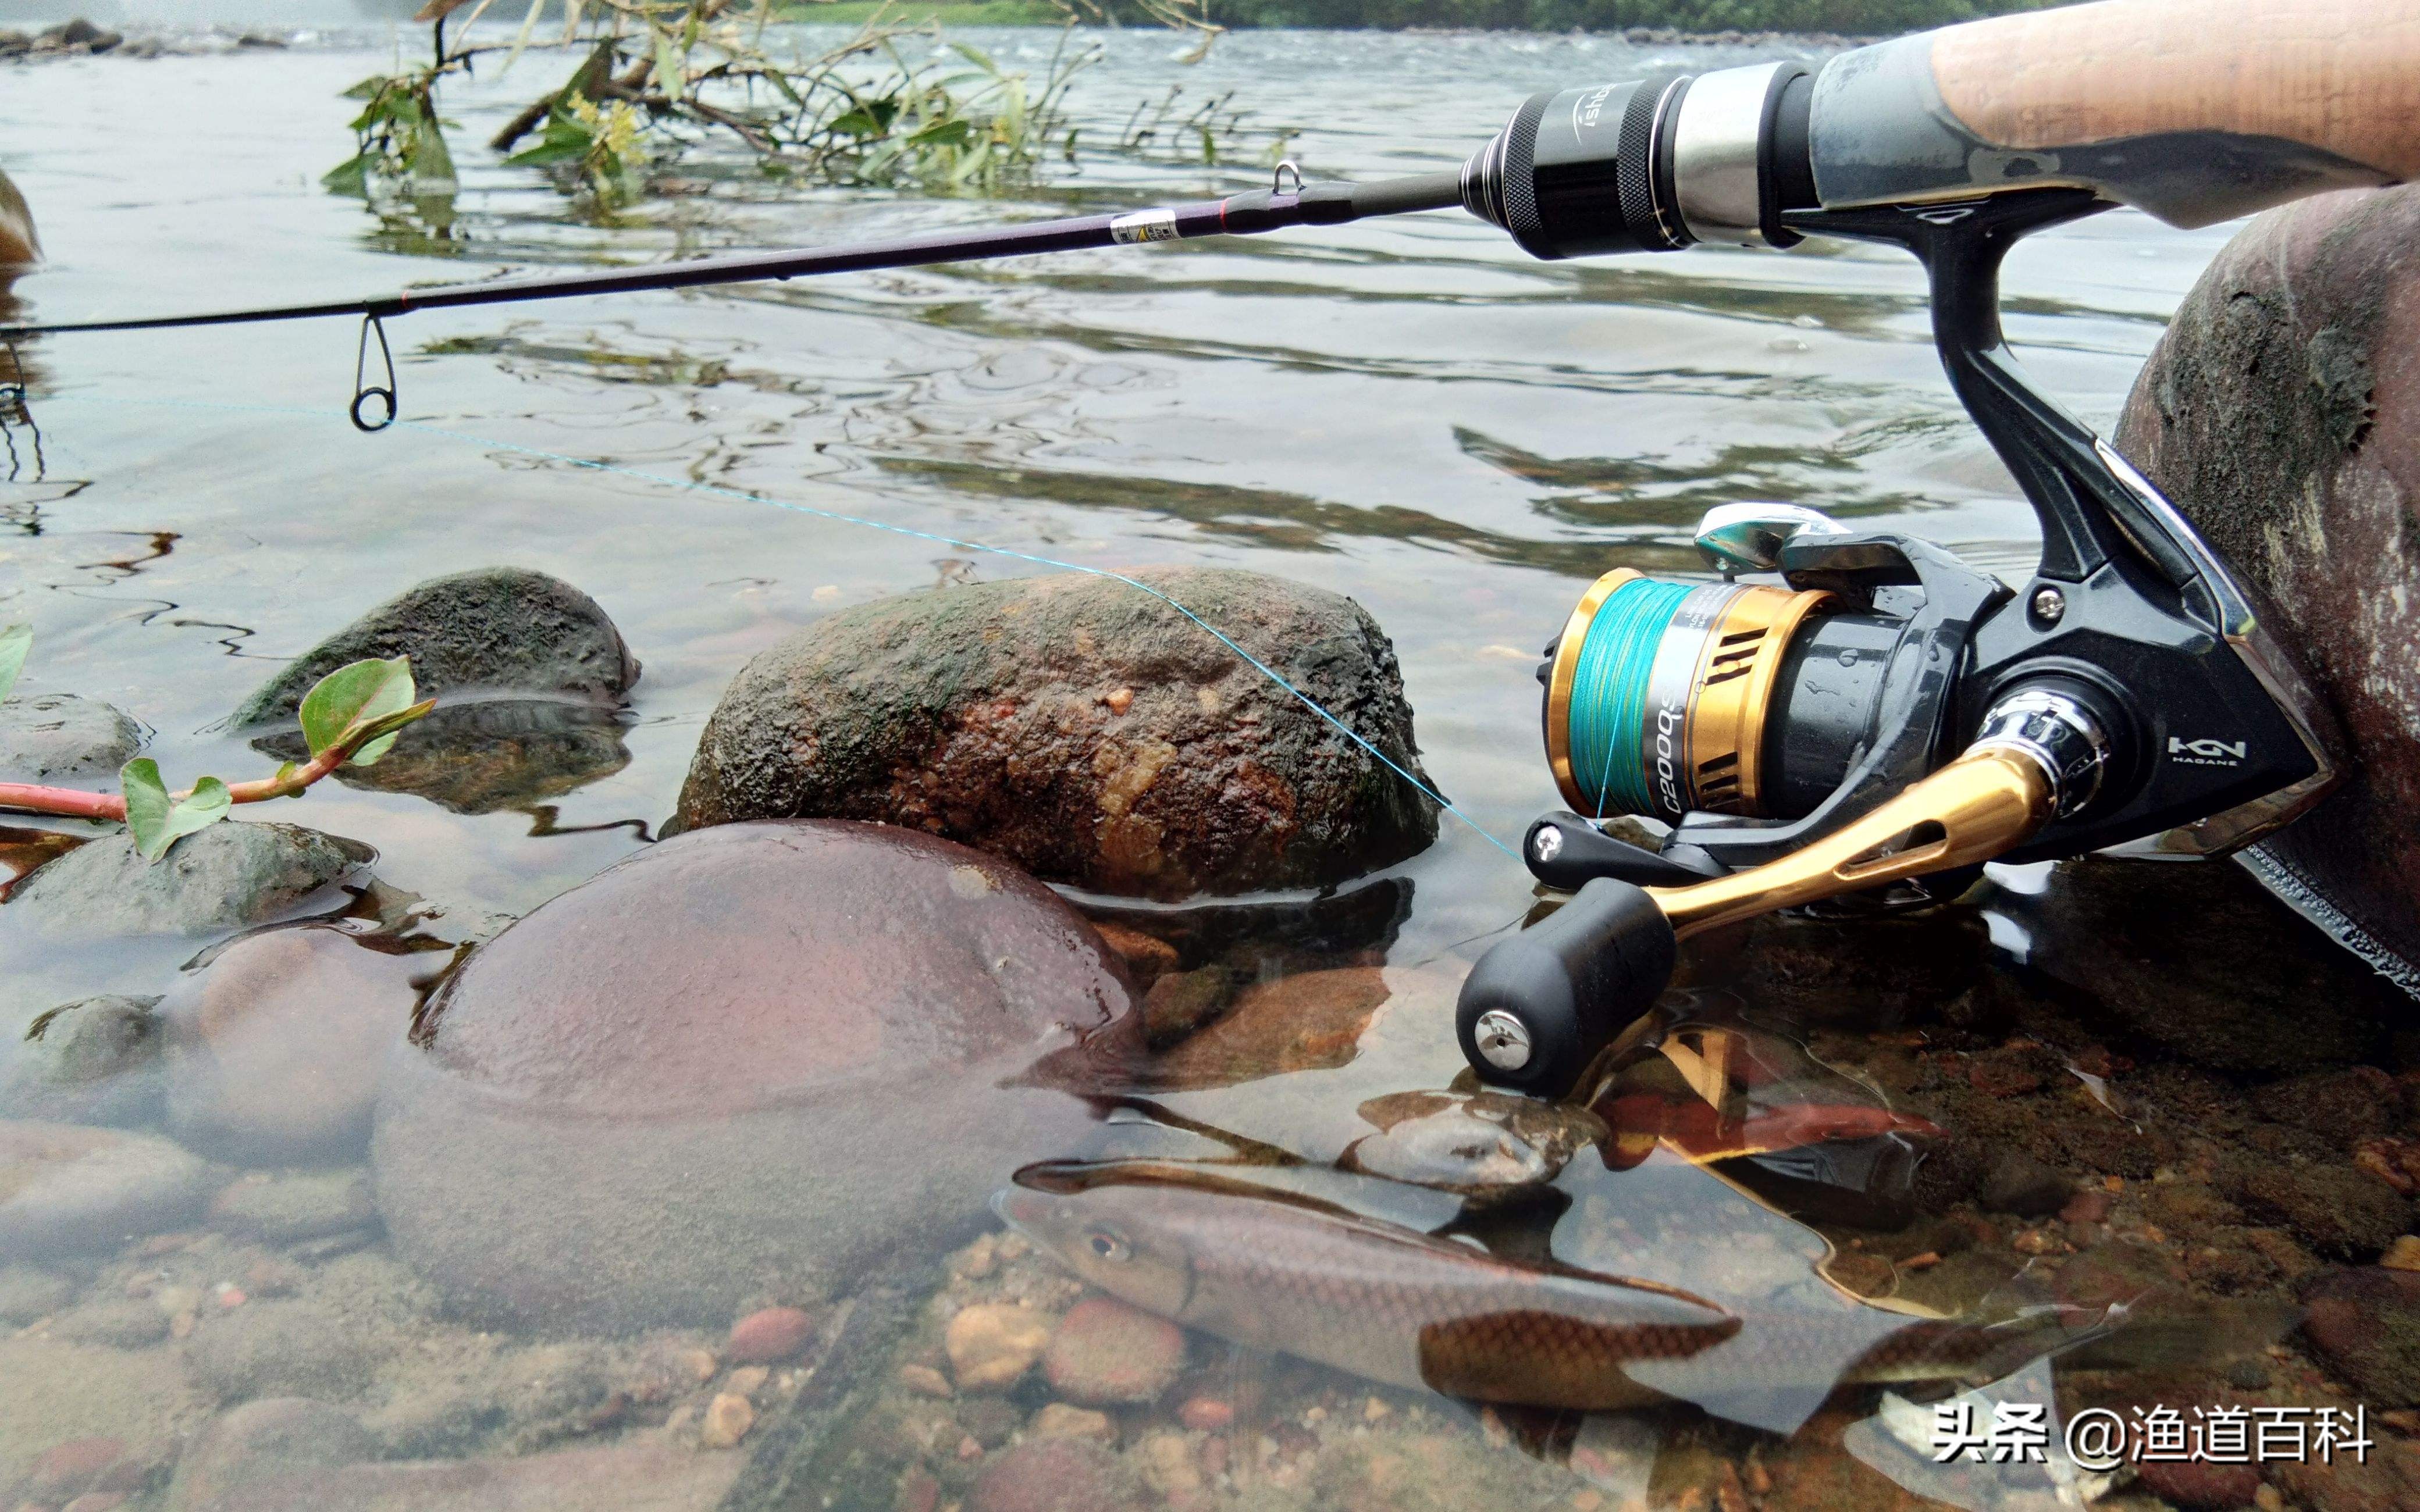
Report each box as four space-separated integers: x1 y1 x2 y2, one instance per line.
1042 1297 1185 1405
0 1120 216 1258
968 1438 1138 1512
170 1403 735 1512
0 165 38 268
947 1303 1055 1392
24 1437 134 1500
0 694 143 783
674 568 1437 900
1030 1403 1115 1441
2302 1266 2420 1405
725 1305 816 1365
2385 1235 2420 1272
5 824 369 940
1 995 163 1127
1176 1395 1232 1432
372 820 1134 1333
2117 184 2420 990
181 1298 397 1404
1144 967 1394 1089
2252 1067 2401 1146
1138 965 1233 1051
0 1263 74 1323
158 926 421 1167
206 1170 378 1244
2019 856 2398 1072
697 1392 754 1449
1976 1149 2075 1219
2234 1162 2413 1258
2133 1458 2265 1510
54 1296 170 1348
0 1336 201 1491
232 568 639 728
1091 922 1177 985
1341 1089 1608 1204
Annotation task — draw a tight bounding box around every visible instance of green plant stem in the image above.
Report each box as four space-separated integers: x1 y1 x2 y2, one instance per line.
0 700 434 825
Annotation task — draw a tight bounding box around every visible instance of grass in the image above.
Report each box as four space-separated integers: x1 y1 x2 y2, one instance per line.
778 1 1079 24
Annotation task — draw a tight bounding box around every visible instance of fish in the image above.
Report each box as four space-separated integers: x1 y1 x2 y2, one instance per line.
995 1165 2111 1419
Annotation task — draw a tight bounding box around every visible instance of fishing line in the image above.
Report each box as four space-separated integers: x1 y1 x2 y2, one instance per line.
27 388 1521 863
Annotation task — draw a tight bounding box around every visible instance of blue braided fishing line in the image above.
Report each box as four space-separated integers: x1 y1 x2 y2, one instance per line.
34 391 1522 864
1567 577 1689 819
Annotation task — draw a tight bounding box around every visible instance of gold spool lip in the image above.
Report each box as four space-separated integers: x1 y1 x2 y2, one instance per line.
1544 567 1644 815
1731 584 1837 814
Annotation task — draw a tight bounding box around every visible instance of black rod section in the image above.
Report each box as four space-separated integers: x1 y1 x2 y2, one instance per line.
0 172 1468 340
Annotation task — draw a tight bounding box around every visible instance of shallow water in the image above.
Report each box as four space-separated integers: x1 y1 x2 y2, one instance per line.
1 23 2412 1512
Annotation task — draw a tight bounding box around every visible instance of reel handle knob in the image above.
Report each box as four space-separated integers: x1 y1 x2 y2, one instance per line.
1455 878 1677 1097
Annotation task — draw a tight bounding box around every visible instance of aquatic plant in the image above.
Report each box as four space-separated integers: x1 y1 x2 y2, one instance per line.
332 0 1234 219
0 626 434 861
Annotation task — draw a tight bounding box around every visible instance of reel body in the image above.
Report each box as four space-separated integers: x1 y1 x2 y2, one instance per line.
1455 103 2346 1095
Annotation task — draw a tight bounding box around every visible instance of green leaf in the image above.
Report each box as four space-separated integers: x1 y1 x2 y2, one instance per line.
907 119 972 148
297 657 418 766
652 30 685 104
0 623 29 705
322 154 371 197
121 762 231 863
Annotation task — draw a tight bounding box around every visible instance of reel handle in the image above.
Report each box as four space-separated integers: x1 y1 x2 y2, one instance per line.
1458 743 2058 1096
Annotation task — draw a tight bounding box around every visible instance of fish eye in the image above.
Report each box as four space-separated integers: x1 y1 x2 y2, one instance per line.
1084 1228 1131 1263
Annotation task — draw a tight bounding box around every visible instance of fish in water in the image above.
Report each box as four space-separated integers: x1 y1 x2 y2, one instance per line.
995 1165 2110 1415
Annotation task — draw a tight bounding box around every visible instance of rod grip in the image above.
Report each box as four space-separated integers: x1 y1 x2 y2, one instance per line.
1812 0 2420 228
1456 878 1677 1097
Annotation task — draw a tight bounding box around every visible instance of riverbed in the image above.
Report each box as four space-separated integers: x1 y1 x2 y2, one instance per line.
1 23 2412 1512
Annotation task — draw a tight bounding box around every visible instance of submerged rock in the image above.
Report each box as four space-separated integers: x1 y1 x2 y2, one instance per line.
160 925 428 1168
0 1119 218 1258
0 993 164 1127
0 693 143 784
674 568 1437 900
233 568 639 726
0 165 36 269
373 819 1135 1333
250 698 632 817
2116 184 2420 991
2301 1265 2420 1406
3 822 369 940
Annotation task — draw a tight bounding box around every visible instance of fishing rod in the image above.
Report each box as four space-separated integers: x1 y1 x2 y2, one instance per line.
6 0 2409 1097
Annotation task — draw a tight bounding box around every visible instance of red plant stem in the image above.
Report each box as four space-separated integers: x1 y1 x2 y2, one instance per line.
0 732 358 823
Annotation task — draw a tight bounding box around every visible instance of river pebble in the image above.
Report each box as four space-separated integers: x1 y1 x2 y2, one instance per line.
206 1169 378 1244
0 693 143 782
160 926 422 1168
5 823 369 941
0 995 163 1128
0 1119 218 1259
968 1437 1138 1512
1043 1296 1186 1405
675 567 1437 900
724 1304 814 1364
2302 1265 2420 1406
373 820 1136 1333
697 1392 755 1450
0 1263 74 1324
946 1302 1055 1392
1031 1403 1115 1441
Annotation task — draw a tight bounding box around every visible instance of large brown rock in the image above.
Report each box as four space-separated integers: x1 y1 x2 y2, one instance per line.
673 568 1437 901
2116 185 2420 990
372 820 1136 1333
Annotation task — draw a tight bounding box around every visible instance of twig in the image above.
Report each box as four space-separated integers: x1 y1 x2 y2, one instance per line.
0 703 432 824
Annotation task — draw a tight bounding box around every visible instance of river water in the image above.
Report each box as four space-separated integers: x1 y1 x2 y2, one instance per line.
0 24 2410 1512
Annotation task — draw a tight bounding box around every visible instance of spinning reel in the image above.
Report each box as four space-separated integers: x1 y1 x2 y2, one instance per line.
1451 61 2351 1095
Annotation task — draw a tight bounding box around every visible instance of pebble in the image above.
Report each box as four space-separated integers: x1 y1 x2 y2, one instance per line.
0 995 163 1128
969 1437 1136 1512
946 1303 1055 1392
160 925 419 1167
1177 1395 1233 1431
205 1169 378 1244
698 1391 755 1450
898 1364 953 1397
1092 922 1177 983
724 1365 768 1397
1137 1430 1202 1499
27 1436 131 1496
1043 1296 1186 1405
2300 1265 2420 1404
0 1120 218 1260
0 1265 74 1325
55 1297 170 1349
2136 1458 2265 1510
2383 1236 2420 1272
725 1304 815 1364
1030 1403 1115 1441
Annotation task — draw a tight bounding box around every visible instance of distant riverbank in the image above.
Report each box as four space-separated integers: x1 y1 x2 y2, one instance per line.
784 0 2051 35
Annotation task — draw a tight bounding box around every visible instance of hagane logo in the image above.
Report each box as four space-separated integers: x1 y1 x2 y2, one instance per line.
2168 735 2247 766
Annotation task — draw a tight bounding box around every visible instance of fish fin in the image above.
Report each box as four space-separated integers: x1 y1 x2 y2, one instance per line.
1415 1311 1735 1413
